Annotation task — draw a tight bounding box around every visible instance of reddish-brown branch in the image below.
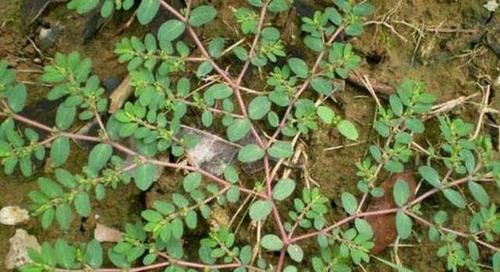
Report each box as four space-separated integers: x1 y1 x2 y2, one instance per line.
290 176 496 246
267 26 345 149
159 0 265 149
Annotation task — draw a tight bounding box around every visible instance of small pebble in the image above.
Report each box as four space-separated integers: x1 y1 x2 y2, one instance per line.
0 206 30 226
94 223 122 243
5 229 40 270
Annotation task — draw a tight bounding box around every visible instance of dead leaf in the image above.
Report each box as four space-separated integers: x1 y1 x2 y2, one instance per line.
347 70 395 95
364 170 417 254
181 126 240 176
109 76 133 113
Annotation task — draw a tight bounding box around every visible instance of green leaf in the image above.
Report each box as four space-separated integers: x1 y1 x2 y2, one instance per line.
158 20 185 42
325 7 342 25
261 234 283 251
248 96 271 120
171 217 184 239
56 203 73 230
393 180 410 206
268 141 294 159
317 106 335 124
88 144 113 173
185 210 197 229
384 160 404 173
204 83 232 104
238 144 265 162
55 239 76 268
267 111 279 127
183 172 202 192
248 0 263 7
189 5 217 27
54 168 77 189
51 137 70 167
0 142 10 157
233 46 248 61
85 240 103 268
461 150 476 174
311 77 333 95
353 2 375 16
418 166 441 188
389 95 403 116
136 0 160 25
272 178 296 201
227 118 251 142
304 36 323 52
6 84 27 113
134 163 157 191
240 245 252 264
287 58 309 78
39 177 64 197
41 208 55 229
354 218 373 239
268 0 289 13
100 0 114 17
72 0 99 14
55 105 76 130
208 37 225 58
74 192 91 217
443 189 466 208
196 61 213 78
341 192 358 215
201 110 213 127
261 27 280 41
249 200 273 221
493 252 500 272
119 123 138 137
287 244 304 262
142 210 163 222
222 165 239 184
154 201 175 215
468 181 489 206
405 118 425 134
20 156 33 177
395 211 412 239
345 22 364 36
226 185 240 203
337 120 359 141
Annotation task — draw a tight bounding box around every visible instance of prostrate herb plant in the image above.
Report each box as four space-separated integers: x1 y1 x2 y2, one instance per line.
0 0 498 271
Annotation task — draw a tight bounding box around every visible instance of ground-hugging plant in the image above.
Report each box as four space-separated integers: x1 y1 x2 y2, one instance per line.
0 0 498 271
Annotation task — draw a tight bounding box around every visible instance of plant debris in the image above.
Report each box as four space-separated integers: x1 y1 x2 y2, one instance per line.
364 170 417 253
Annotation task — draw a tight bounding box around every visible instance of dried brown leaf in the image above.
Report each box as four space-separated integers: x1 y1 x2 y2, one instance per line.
364 170 416 254
109 76 133 113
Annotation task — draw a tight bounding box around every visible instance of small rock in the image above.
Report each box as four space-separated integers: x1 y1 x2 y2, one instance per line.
5 229 41 270
94 223 122 243
38 25 62 50
0 206 30 225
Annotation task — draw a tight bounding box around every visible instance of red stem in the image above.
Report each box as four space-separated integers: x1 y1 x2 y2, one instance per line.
267 26 344 149
290 176 495 244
